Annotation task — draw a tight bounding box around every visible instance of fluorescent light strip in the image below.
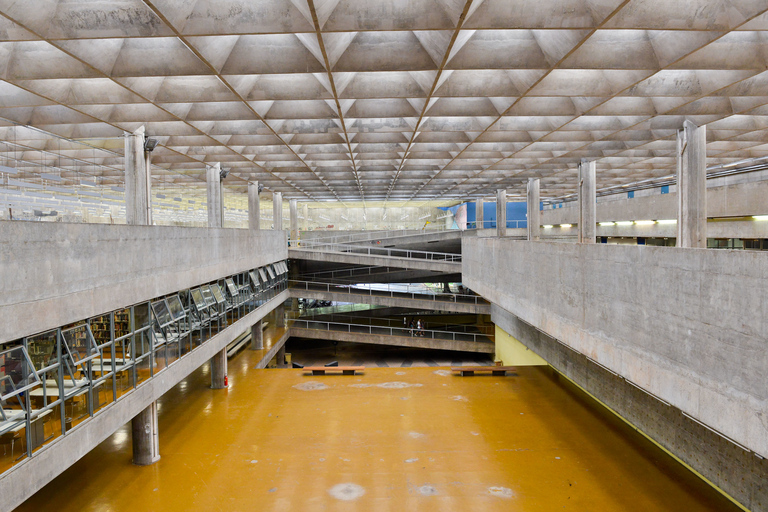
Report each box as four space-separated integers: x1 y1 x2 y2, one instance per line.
560 224 572 228
635 220 655 225
657 219 677 224
616 221 633 226
599 221 615 226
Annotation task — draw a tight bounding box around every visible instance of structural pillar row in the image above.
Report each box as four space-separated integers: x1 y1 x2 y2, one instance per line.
289 199 298 246
496 189 506 237
527 178 540 241
125 126 152 226
577 160 596 244
475 198 484 229
131 402 160 465
206 162 223 228
250 320 264 350
248 181 260 230
677 121 707 248
273 192 283 230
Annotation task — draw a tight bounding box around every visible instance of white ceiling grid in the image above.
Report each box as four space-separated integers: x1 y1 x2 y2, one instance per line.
0 0 766 202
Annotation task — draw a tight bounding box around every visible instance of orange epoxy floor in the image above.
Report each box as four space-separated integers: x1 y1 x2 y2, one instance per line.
15 350 738 511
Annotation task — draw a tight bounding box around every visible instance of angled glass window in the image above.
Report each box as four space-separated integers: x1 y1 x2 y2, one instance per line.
225 278 238 297
211 284 226 305
151 299 174 327
249 271 260 292
266 265 276 280
258 268 268 286
0 345 41 400
190 288 209 319
166 295 185 321
61 324 100 368
201 285 216 308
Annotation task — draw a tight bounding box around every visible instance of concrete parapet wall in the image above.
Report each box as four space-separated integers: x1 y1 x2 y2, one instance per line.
0 221 287 343
463 237 768 458
491 304 768 512
289 247 461 273
290 327 495 353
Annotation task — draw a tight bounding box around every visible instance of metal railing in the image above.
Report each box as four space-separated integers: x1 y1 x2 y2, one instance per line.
290 318 493 344
289 280 487 306
302 226 454 245
298 312 494 336
292 241 462 262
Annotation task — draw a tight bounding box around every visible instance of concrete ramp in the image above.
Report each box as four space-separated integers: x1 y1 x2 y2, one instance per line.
289 246 460 273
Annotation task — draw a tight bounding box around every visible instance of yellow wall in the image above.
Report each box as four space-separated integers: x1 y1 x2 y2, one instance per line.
495 324 547 366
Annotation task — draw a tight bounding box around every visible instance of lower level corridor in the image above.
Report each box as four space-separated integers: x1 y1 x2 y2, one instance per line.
15 346 739 511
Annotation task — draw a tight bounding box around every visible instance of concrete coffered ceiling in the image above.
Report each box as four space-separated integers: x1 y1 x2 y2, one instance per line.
1 0 768 202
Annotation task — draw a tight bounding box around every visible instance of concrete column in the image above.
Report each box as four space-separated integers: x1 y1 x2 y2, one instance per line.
475 198 484 229
677 121 707 248
276 344 286 368
131 402 159 465
206 163 223 228
577 160 596 243
210 348 227 389
250 320 264 350
289 199 298 246
248 181 260 230
302 203 309 231
527 178 540 241
496 189 506 237
273 192 282 230
276 304 286 328
125 126 152 226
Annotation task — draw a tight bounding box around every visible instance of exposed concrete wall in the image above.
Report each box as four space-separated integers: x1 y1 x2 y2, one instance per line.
288 247 461 273
0 221 287 343
491 304 768 512
541 219 768 240
289 327 495 353
541 179 768 225
463 237 768 459
0 291 288 512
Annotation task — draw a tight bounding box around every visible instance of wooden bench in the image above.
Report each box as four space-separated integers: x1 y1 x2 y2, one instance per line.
304 366 364 375
451 366 516 376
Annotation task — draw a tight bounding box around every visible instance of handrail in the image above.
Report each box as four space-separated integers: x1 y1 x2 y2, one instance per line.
289 280 487 305
298 312 494 334
302 226 454 245
290 318 494 344
292 241 462 262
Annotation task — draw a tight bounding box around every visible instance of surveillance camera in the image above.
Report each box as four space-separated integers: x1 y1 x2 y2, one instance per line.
220 168 230 179
258 183 264 193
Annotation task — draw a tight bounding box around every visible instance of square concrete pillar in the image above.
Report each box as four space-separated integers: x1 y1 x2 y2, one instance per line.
248 181 260 230
302 203 309 231
211 348 227 389
496 189 506 237
132 401 160 465
125 126 152 226
677 121 707 248
250 320 264 350
475 198 484 229
273 192 283 230
577 160 596 243
289 199 298 246
206 163 223 228
527 178 540 241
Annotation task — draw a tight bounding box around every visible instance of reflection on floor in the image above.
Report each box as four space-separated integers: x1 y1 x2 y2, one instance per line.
15 348 739 512
286 339 494 367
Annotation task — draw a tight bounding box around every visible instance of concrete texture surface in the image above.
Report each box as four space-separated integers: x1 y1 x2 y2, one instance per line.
289 247 461 273
463 237 768 460
0 221 287 343
492 304 768 512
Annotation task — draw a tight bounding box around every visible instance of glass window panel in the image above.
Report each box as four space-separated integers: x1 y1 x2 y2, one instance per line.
225 278 238 297
61 325 100 367
201 286 216 307
26 330 57 372
0 345 40 400
258 268 268 284
211 284 226 304
134 303 150 329
190 288 207 311
266 266 276 280
166 295 185 320
89 314 111 346
249 271 260 291
151 300 173 326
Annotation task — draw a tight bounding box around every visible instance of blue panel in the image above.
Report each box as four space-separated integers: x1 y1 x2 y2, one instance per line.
628 191 635 198
661 185 669 194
